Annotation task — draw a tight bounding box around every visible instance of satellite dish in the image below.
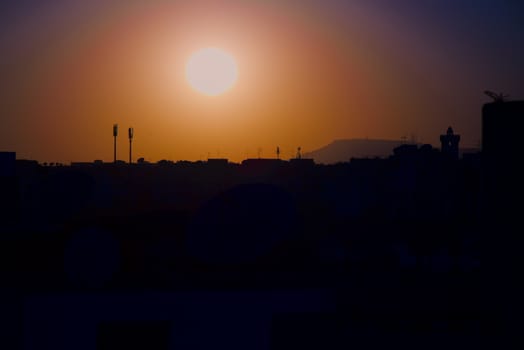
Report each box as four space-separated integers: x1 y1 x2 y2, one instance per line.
484 90 509 103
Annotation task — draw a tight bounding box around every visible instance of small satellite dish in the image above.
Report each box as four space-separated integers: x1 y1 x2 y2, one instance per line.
484 90 509 103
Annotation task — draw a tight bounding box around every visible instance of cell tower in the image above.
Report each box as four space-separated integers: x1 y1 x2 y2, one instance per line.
276 146 280 160
113 124 118 163
296 147 302 159
128 127 134 164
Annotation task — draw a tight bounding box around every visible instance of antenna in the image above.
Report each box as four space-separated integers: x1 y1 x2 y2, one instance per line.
484 90 509 103
296 147 302 159
113 124 118 163
128 127 134 164
276 146 280 160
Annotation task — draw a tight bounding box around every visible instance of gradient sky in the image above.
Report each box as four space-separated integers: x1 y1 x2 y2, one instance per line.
1 0 523 163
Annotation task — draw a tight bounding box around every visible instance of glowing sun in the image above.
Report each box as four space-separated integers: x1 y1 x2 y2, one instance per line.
186 47 238 96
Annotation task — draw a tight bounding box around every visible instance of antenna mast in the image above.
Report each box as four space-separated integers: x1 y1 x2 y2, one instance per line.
296 147 302 159
128 127 134 164
113 124 118 163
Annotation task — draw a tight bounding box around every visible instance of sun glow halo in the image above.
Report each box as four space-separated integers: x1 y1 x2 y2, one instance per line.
186 47 238 96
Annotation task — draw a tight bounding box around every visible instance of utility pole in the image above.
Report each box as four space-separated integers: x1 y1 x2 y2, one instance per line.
128 127 134 164
113 124 118 163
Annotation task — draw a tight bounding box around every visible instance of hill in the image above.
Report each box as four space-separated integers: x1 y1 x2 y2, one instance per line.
303 139 404 164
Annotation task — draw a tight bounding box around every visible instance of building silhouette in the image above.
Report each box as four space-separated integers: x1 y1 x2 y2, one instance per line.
481 100 524 220
0 152 16 177
482 100 524 163
481 100 523 346
0 152 17 226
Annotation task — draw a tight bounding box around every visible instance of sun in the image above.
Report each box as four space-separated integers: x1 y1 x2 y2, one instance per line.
186 47 238 96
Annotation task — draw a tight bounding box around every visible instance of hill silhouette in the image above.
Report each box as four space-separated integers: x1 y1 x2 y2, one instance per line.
304 139 403 164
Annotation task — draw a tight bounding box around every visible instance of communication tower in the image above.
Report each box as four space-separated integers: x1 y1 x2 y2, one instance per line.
113 124 118 163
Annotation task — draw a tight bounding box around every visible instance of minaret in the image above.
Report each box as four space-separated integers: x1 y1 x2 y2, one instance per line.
440 126 460 159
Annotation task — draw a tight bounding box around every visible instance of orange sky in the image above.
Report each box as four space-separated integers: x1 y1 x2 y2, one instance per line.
1 0 523 163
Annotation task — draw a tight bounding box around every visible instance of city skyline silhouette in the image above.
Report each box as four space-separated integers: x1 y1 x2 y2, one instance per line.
1 1 522 349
